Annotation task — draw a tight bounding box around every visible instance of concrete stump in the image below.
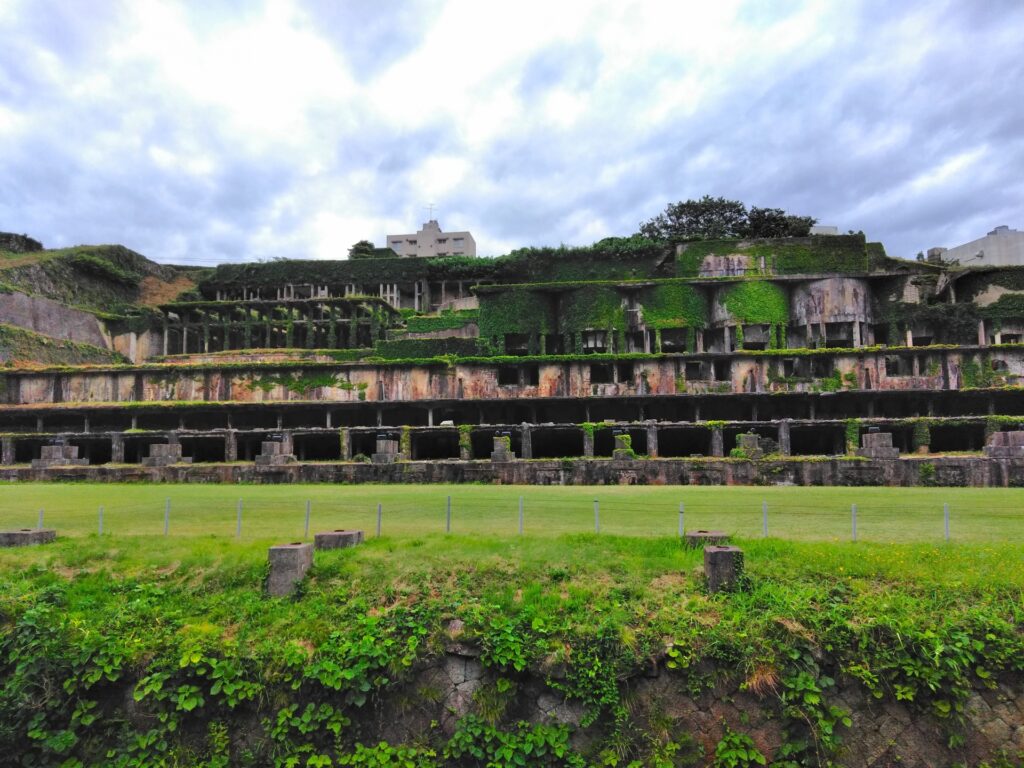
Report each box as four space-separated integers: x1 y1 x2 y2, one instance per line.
0 528 57 547
267 542 313 596
611 433 635 461
142 442 193 467
704 545 744 593
372 435 400 465
256 441 297 467
984 430 1024 458
313 529 364 550
32 445 88 469
857 432 900 459
490 434 515 462
684 529 728 548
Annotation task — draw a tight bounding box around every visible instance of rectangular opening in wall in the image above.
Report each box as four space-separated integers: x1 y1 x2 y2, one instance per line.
543 334 564 355
504 333 529 355
581 330 607 354
712 360 730 381
616 362 634 382
684 361 704 380
661 328 688 352
523 364 539 386
497 366 519 386
741 324 769 351
625 331 646 352
912 335 933 347
825 322 853 348
1002 334 1021 344
810 357 833 378
590 363 613 384
885 356 905 377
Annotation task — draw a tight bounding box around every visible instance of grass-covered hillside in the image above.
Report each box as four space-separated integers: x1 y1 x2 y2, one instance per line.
0 244 201 315
0 322 127 367
0 485 1021 766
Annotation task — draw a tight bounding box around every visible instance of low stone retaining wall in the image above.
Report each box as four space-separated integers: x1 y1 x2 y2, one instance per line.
0 455 1020 486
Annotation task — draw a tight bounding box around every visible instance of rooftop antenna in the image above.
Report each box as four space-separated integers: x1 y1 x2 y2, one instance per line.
424 203 436 221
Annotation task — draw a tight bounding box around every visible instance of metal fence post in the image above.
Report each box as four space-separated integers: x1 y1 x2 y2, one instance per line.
678 502 684 538
304 500 311 538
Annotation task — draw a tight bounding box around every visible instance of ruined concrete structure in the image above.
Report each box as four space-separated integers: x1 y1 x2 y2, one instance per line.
3 232 1024 485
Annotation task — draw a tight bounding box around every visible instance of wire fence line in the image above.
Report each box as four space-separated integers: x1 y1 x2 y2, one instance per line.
3 489 1022 543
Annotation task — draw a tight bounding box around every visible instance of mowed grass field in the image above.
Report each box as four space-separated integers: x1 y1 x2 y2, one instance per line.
1 482 1023 544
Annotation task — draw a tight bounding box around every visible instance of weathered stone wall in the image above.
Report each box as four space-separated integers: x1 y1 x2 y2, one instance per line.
1 455 1017 486
0 291 110 348
7 347 1023 405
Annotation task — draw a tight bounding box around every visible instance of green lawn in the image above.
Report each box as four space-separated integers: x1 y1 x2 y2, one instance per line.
0 482 1021 543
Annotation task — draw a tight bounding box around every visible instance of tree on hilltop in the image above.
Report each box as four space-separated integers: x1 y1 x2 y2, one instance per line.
638 196 816 240
348 240 377 260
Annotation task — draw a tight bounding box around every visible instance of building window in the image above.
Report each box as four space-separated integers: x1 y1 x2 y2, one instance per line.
590 363 613 383
581 330 607 353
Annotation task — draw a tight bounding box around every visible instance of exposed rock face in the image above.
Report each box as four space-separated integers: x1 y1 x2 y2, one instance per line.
0 233 42 253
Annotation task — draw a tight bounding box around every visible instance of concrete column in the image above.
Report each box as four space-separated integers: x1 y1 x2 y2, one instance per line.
809 401 816 420
583 428 595 457
225 430 238 462
427 407 434 427
995 331 1003 345
906 328 914 347
646 424 659 458
325 411 332 429
778 420 791 456
912 355 920 377
852 321 862 348
83 417 90 433
710 427 724 457
978 319 987 346
376 408 383 427
163 324 169 356
1 437 14 465
750 404 758 422
696 330 704 353
520 423 533 459
111 435 124 464
182 325 188 354
339 428 351 461
36 417 43 432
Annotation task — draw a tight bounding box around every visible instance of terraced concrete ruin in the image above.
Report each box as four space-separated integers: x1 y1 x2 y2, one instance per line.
3 232 1024 485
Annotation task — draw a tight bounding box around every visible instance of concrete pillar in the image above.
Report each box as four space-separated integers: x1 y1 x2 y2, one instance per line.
428 407 434 427
376 408 383 427
978 319 987 346
266 543 313 597
111 435 124 464
583 428 595 457
1 437 14 465
163 324 169 356
83 417 89 433
852 320 861 348
646 424 659 458
710 427 724 457
995 331 1003 345
696 330 704 353
912 355 920 377
325 411 332 429
704 546 744 593
809 401 816 420
36 417 43 432
520 424 533 459
778 419 791 456
339 428 351 461
750 404 758 422
225 430 238 462
906 328 913 347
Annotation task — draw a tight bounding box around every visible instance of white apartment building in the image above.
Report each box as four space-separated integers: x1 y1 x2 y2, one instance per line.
387 220 476 258
931 225 1024 267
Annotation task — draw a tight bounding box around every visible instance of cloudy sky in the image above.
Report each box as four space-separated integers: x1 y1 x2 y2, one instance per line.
1 1 1022 265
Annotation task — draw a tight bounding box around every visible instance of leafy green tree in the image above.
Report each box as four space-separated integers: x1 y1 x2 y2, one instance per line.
347 240 377 260
638 195 748 240
638 196 816 240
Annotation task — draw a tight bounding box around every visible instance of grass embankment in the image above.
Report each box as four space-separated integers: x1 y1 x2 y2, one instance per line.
2 484 1023 543
0 531 1021 766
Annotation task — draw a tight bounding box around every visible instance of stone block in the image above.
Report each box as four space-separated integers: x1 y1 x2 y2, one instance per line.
266 542 313 596
256 440 296 467
490 434 515 462
984 430 1024 458
142 442 193 467
736 433 764 459
704 545 744 593
0 528 57 547
857 432 900 459
611 433 635 461
31 445 88 469
372 435 401 464
313 529 364 550
684 529 729 548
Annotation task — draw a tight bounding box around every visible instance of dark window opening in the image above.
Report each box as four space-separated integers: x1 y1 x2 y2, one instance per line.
625 331 646 352
660 328 688 352
349 431 377 460
504 333 529 355
657 428 709 457
582 330 607 354
712 360 730 381
873 324 890 345
531 428 584 459
523 364 540 386
292 433 340 461
741 325 769 351
1002 334 1021 344
543 334 564 355
590 363 614 384
616 362 634 382
497 366 519 386
810 357 833 378
180 437 226 463
685 361 704 380
912 336 933 347
411 429 460 460
885 356 905 377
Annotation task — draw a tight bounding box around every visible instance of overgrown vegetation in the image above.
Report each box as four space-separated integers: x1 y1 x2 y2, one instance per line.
0 533 1020 766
